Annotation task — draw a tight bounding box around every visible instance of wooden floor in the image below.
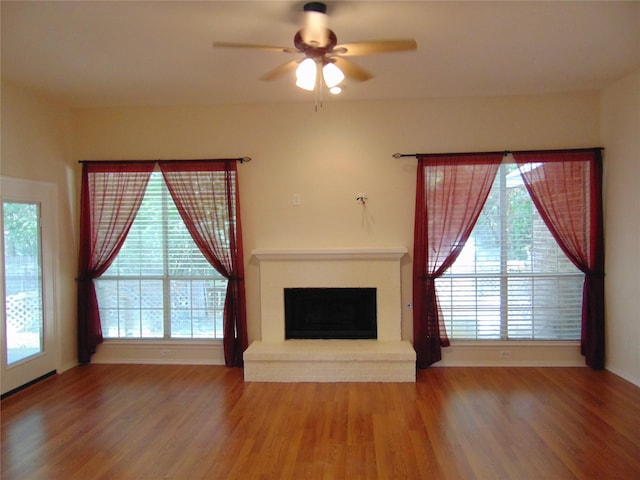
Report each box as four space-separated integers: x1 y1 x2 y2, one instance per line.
2 365 639 480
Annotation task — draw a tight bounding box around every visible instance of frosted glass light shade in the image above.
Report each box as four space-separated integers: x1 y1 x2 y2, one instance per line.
296 58 317 91
322 62 344 88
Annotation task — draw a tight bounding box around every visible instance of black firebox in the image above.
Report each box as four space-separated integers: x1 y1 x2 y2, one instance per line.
284 287 377 340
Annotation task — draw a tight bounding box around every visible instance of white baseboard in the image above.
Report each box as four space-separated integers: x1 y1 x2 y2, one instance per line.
434 341 585 367
605 365 640 388
77 340 588 369
59 361 79 373
91 340 226 365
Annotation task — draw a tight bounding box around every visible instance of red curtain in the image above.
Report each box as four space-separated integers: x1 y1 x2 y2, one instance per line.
158 160 248 367
513 149 605 369
413 153 503 368
77 162 154 363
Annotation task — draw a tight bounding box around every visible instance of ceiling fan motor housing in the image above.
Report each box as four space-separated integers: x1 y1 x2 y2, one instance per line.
295 30 337 58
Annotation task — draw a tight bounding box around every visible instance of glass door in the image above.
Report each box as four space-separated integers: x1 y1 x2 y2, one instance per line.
3 202 44 363
1 178 58 396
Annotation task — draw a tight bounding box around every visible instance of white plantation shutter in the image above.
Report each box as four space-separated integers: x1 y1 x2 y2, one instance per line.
96 172 227 339
436 163 583 340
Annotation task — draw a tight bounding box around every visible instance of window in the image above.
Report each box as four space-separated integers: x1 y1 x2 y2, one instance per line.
435 163 583 340
95 172 227 339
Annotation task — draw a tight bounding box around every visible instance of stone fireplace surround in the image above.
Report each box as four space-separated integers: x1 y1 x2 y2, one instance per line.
244 248 416 382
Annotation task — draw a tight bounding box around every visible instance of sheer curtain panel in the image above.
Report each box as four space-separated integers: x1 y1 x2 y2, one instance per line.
513 149 605 369
159 160 248 367
413 153 503 368
77 162 154 363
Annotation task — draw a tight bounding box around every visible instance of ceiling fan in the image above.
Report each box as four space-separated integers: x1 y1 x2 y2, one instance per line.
213 2 417 96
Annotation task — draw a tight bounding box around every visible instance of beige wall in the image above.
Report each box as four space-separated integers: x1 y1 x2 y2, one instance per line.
10 78 629 370
1 80 78 371
73 92 600 365
601 69 640 386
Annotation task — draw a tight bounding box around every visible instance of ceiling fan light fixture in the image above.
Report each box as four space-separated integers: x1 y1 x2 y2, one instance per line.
322 62 344 88
214 0 417 104
296 57 317 91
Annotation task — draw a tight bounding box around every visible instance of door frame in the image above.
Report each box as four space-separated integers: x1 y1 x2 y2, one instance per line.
1 176 60 395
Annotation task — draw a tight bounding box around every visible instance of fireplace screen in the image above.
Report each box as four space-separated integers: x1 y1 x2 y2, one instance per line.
284 288 377 339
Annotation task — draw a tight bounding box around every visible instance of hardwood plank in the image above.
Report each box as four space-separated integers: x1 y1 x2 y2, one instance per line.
2 365 639 479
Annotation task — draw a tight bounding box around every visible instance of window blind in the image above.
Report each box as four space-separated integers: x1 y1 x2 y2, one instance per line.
436 164 583 340
96 172 227 339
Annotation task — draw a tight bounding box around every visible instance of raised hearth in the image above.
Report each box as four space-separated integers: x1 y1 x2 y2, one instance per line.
245 248 415 382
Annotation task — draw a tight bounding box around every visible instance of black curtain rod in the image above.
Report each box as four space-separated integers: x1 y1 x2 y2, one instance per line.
78 157 252 164
393 147 603 159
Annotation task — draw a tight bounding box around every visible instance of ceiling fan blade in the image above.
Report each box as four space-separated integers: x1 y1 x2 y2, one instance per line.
260 59 300 81
333 39 417 56
333 57 373 82
213 41 298 54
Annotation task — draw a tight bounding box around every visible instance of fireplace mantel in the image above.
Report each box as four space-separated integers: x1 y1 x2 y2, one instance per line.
252 247 407 261
252 247 407 343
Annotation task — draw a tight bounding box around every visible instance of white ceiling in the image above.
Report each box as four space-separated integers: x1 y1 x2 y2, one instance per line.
2 1 639 108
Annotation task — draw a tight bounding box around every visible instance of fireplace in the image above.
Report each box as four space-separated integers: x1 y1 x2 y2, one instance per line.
245 248 416 382
284 287 377 340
